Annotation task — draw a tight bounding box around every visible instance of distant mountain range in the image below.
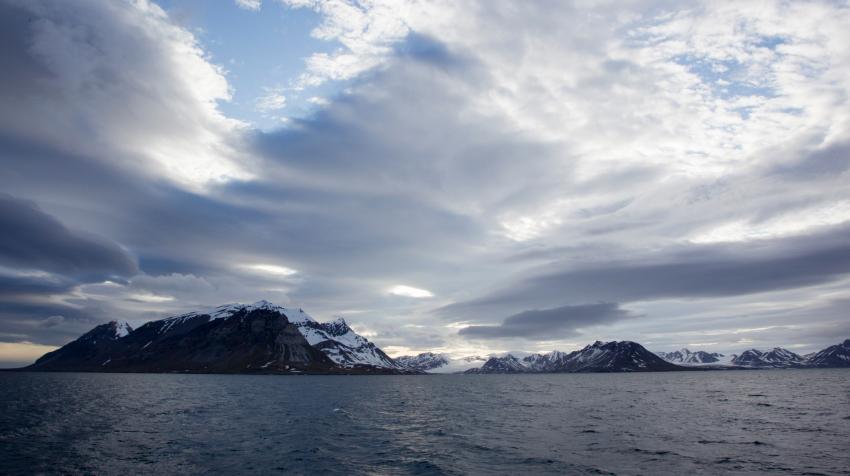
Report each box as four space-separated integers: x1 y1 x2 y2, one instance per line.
458 340 850 374
464 341 681 373
22 300 850 374
656 348 724 365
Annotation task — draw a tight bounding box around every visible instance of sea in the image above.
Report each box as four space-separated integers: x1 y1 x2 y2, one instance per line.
1 370 849 475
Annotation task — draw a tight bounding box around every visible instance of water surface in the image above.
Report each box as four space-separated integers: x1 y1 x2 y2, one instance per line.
2 370 849 475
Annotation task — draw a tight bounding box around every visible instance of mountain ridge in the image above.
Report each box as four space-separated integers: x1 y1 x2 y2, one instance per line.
26 301 412 374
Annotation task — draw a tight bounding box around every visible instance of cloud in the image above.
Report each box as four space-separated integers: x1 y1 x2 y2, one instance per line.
282 0 413 85
441 225 850 320
39 315 65 328
235 0 261 11
459 303 630 340
389 285 433 298
0 194 137 281
0 0 250 190
255 89 287 113
241 264 298 277
768 140 850 181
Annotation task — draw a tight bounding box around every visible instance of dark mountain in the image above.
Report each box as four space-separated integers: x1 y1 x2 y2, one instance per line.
30 321 132 371
466 341 683 373
466 355 529 374
26 302 408 374
807 339 850 368
731 348 805 368
556 341 683 372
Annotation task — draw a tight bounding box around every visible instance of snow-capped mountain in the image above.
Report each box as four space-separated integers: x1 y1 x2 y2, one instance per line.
467 354 529 373
298 318 400 369
556 341 682 372
27 301 406 374
521 350 573 371
152 301 400 369
395 352 450 371
802 339 850 367
657 348 725 365
731 347 806 368
466 341 681 373
394 353 489 373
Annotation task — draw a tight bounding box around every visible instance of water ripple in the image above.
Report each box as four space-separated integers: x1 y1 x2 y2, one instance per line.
1 370 849 475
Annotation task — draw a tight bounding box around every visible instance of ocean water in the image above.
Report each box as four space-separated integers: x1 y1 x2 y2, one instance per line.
1 370 849 475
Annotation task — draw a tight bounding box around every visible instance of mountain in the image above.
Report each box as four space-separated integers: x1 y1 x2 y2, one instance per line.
394 353 489 373
27 301 407 374
30 321 133 371
554 341 683 372
395 352 450 372
298 317 401 369
466 341 683 374
657 348 725 365
521 351 573 371
730 348 806 368
466 354 529 374
806 339 850 367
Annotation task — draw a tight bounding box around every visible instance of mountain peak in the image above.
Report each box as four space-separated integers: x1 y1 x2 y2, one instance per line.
108 320 132 338
395 352 450 371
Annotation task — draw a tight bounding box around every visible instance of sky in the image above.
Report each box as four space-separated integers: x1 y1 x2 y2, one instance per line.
2 0 850 367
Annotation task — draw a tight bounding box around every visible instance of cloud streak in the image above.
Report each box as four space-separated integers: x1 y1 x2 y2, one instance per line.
460 303 630 340
440 225 850 320
0 194 137 281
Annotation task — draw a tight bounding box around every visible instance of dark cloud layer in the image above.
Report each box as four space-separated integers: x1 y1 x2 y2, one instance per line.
459 303 629 339
441 225 850 319
0 194 137 281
